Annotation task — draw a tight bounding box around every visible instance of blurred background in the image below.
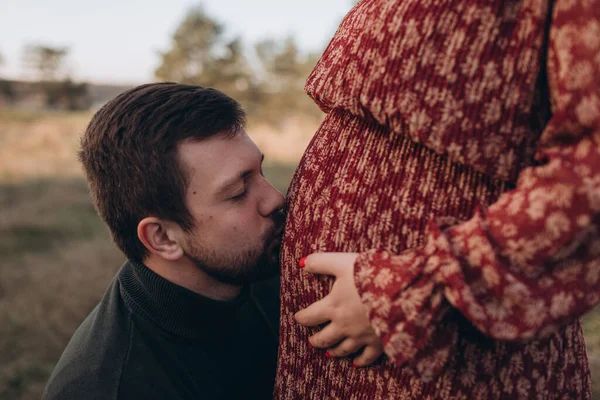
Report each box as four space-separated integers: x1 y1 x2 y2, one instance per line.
0 1 598 399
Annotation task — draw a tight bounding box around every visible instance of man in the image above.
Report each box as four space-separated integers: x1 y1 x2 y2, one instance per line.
276 0 598 398
43 83 285 400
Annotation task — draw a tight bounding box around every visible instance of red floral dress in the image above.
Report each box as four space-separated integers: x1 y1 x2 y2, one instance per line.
275 0 599 398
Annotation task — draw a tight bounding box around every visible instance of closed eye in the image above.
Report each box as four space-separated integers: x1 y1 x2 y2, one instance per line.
231 190 247 202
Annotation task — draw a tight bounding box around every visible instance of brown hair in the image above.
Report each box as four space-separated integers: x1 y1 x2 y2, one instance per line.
79 82 246 262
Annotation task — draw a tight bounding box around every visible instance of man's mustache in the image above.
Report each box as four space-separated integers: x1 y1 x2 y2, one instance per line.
268 209 286 239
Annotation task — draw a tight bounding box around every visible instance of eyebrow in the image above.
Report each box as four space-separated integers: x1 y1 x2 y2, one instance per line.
216 153 264 197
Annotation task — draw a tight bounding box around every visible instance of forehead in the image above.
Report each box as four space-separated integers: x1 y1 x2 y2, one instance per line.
177 131 260 188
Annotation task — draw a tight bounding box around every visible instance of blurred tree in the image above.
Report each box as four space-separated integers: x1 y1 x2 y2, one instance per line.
156 5 323 124
22 45 69 81
255 37 321 122
155 7 223 84
20 44 90 110
0 50 15 103
45 79 91 110
256 38 303 93
155 7 257 104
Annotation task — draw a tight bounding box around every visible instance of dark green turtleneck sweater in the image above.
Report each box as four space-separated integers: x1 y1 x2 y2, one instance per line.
42 261 279 400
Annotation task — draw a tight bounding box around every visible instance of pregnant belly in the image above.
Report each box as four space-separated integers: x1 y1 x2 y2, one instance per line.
280 108 508 311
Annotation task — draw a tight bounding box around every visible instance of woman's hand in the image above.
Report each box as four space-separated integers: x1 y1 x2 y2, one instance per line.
294 253 384 367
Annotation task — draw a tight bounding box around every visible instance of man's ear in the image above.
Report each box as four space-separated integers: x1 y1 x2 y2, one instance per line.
137 217 184 261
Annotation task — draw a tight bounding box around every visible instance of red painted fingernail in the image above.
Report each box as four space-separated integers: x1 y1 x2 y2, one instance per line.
325 351 332 358
352 363 359 368
308 341 313 348
299 257 307 268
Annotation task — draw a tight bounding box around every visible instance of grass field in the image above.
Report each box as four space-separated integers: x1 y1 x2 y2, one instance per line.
0 109 598 399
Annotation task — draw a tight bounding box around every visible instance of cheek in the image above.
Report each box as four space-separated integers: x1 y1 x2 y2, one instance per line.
217 209 257 232
233 200 261 220
203 203 263 242
229 208 263 232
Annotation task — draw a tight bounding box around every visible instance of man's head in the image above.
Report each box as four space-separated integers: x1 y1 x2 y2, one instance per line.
80 83 285 285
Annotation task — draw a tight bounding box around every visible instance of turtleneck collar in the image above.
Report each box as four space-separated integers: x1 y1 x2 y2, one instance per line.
118 260 249 340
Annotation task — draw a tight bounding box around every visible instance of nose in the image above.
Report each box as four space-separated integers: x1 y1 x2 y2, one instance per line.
258 177 285 218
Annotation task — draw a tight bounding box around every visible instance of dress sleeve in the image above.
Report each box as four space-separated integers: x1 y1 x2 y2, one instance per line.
354 0 600 381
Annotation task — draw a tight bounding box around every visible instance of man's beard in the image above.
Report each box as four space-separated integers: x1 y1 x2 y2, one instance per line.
183 221 283 286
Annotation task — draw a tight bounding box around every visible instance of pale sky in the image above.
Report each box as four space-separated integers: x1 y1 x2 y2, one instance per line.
0 0 353 84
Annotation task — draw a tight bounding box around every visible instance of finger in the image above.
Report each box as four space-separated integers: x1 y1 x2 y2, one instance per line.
303 252 358 277
294 297 332 327
309 323 346 349
327 339 362 358
352 344 384 367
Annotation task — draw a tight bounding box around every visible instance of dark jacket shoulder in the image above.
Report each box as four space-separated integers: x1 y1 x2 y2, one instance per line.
42 279 132 400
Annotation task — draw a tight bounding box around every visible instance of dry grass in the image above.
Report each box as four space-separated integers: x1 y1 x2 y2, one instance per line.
0 111 92 181
0 110 598 399
0 108 318 182
0 179 124 399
